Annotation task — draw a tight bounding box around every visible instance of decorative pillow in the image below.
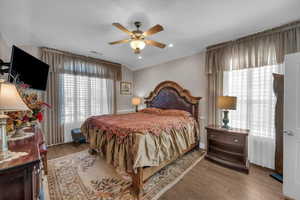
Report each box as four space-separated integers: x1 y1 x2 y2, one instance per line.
161 109 191 118
139 107 163 114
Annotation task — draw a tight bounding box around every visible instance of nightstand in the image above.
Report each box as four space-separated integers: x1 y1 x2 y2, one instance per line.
205 125 249 173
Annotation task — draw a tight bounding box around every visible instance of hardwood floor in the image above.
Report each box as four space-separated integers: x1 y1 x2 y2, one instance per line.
48 143 89 160
160 159 284 200
48 143 284 200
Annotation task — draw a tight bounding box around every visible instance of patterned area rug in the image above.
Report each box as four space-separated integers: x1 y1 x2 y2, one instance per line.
47 149 205 200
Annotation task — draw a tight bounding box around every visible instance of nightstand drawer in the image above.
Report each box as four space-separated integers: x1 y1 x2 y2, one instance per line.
209 140 245 154
208 131 245 146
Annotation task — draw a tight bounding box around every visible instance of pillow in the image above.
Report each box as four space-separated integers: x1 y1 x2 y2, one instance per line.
161 109 192 118
139 107 163 114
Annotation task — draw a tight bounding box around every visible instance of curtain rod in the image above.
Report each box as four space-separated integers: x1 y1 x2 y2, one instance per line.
40 47 121 67
207 20 300 51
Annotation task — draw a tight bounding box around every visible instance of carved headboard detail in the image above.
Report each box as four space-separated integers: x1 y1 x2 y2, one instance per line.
144 81 202 121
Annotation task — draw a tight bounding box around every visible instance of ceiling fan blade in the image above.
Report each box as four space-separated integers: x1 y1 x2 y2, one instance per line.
145 40 166 48
143 24 164 37
112 23 132 35
109 39 130 45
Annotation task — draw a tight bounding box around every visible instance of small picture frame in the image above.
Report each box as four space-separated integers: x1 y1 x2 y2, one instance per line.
120 81 132 95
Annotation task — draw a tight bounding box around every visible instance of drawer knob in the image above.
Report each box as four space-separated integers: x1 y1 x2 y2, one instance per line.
233 139 239 143
210 135 215 138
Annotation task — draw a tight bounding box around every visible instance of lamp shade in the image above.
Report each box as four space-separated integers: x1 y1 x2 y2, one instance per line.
0 82 29 111
217 96 237 110
131 97 141 106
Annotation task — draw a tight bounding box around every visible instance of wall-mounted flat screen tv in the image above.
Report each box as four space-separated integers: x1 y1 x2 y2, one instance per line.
9 45 49 91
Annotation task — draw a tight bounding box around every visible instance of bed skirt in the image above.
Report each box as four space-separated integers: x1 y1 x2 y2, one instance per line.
82 123 200 173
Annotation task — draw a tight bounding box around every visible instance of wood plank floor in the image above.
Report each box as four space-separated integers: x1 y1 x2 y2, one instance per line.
48 143 89 160
48 143 284 200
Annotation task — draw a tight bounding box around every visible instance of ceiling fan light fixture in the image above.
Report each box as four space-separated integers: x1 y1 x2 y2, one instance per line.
130 39 146 50
109 22 166 54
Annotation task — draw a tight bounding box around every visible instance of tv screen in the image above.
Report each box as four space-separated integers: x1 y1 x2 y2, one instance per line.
9 45 49 91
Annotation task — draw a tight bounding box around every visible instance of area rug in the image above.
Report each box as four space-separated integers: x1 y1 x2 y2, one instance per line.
47 149 205 200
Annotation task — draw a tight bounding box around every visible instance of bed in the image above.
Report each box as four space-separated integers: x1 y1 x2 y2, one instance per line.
81 80 202 199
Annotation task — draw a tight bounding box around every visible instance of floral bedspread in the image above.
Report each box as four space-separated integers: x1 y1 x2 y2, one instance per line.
82 112 195 139
81 111 200 172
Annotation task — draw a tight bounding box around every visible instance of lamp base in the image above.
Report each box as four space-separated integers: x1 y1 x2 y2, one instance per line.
0 112 10 161
221 124 230 129
222 110 230 129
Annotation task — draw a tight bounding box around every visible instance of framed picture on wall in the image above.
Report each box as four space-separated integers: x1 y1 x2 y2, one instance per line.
120 81 132 95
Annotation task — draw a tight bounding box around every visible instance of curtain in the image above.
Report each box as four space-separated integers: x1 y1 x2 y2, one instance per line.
207 72 223 125
41 48 121 145
273 73 284 174
41 52 64 145
224 65 283 168
206 22 300 74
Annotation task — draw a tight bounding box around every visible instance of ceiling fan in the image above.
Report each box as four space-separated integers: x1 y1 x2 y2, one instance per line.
109 21 166 54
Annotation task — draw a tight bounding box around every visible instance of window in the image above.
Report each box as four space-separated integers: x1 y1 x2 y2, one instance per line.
223 64 283 168
224 65 283 138
60 73 114 141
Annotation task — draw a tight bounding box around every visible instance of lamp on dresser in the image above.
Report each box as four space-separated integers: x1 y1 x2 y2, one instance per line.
217 96 237 129
0 81 29 160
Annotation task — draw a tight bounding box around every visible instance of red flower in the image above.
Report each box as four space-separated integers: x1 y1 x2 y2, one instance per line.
37 112 43 122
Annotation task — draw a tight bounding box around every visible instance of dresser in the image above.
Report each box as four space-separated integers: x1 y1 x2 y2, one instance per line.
0 127 45 200
205 125 249 173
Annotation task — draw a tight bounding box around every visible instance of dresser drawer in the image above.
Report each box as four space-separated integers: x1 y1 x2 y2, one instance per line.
207 131 245 146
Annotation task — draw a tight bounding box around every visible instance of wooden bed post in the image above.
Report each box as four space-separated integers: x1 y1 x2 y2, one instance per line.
132 167 144 200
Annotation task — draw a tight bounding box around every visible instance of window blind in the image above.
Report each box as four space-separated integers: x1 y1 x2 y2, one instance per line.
60 73 113 142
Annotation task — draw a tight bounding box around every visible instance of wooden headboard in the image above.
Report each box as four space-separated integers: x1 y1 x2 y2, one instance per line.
144 81 202 121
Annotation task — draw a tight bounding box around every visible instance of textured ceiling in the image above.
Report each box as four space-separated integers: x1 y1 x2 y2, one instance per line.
0 0 300 70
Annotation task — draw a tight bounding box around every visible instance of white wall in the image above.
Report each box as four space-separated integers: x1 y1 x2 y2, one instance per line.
133 52 208 145
0 34 11 61
117 65 134 113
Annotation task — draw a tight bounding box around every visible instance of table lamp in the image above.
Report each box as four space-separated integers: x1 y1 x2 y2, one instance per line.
217 96 237 129
131 97 141 112
0 81 29 160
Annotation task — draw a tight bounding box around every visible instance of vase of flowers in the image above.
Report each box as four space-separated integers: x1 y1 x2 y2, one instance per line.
6 84 51 135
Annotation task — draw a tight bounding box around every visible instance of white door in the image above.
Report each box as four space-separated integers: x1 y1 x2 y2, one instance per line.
284 52 300 200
